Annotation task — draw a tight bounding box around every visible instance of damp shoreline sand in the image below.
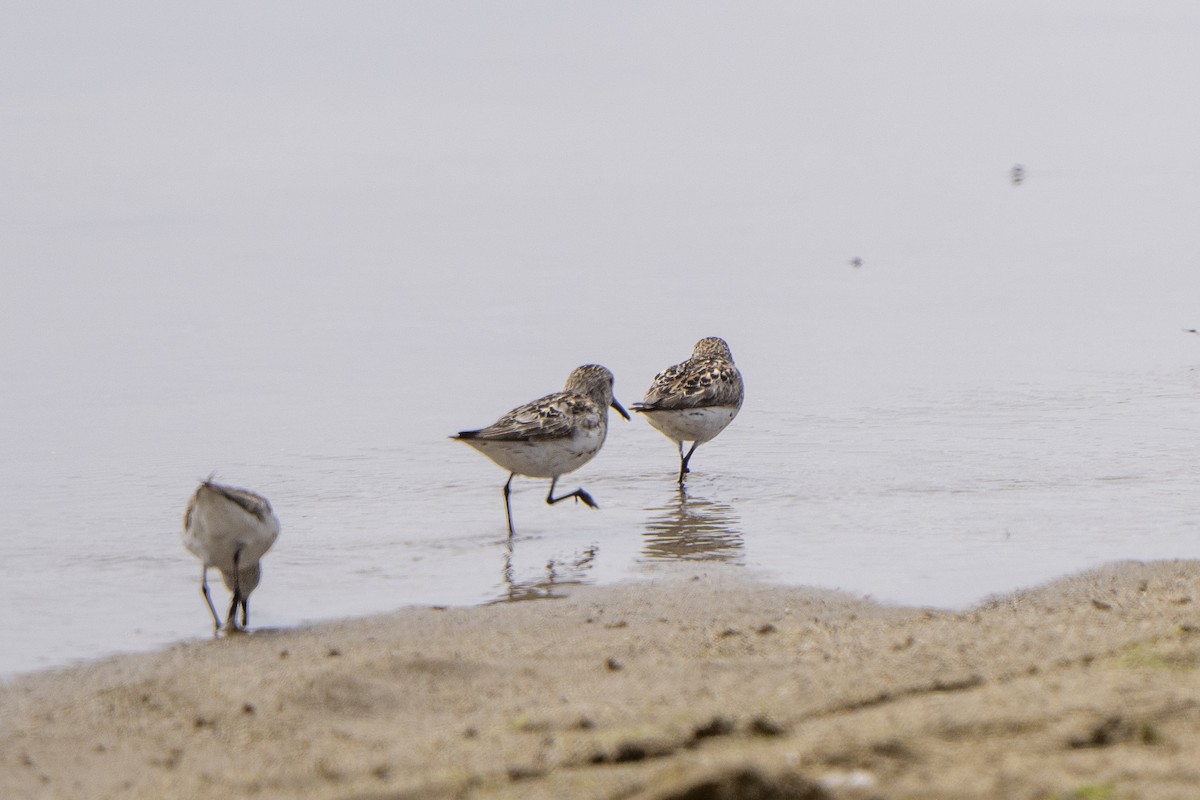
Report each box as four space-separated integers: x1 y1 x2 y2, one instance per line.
4 560 1200 799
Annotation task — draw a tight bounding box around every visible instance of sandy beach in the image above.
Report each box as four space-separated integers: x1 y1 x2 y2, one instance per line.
3 560 1199 800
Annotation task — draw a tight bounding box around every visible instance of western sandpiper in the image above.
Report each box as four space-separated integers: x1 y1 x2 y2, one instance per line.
632 337 744 484
453 364 630 537
182 479 281 631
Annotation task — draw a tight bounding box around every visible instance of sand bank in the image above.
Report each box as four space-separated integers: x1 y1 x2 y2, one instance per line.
3 560 1200 799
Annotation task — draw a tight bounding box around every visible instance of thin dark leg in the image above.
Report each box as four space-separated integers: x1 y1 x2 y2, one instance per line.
226 546 244 629
546 476 598 509
241 596 250 629
200 566 221 631
678 442 700 484
503 472 516 539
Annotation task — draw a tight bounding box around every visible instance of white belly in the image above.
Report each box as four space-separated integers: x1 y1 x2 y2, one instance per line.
462 425 607 478
183 500 280 574
642 405 740 445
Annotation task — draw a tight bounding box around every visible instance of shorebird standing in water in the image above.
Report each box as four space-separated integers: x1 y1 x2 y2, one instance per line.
632 337 744 485
182 479 281 632
453 364 630 537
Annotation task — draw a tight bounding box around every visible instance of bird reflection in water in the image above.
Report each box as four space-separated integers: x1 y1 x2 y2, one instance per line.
493 541 599 603
642 489 743 562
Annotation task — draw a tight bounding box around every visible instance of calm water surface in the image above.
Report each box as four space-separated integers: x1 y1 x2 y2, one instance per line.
4 325 1200 677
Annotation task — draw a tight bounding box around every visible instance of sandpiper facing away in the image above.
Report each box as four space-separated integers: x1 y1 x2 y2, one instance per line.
453 364 629 537
632 337 744 485
182 479 281 632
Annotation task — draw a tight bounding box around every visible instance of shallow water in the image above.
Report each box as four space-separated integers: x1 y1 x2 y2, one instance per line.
4 2 1200 677
5 353 1200 676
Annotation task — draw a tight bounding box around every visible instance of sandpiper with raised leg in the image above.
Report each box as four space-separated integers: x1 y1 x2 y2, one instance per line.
453 364 629 537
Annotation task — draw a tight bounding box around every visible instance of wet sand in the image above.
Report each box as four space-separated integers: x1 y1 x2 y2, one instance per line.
3 560 1200 800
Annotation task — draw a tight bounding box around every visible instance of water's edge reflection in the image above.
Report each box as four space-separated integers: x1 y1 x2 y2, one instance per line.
488 486 744 604
642 487 744 563
493 543 599 603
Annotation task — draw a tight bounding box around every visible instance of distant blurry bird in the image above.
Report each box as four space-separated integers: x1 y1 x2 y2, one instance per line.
632 337 744 485
849 257 863 268
182 479 281 631
1010 164 1025 186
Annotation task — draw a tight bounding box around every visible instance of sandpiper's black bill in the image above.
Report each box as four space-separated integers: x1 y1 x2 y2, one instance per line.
612 398 631 420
